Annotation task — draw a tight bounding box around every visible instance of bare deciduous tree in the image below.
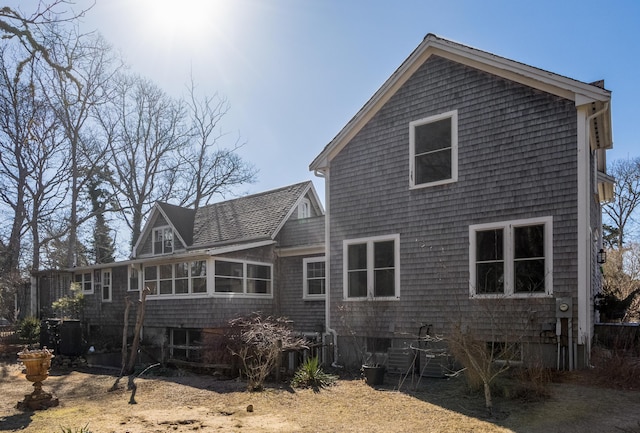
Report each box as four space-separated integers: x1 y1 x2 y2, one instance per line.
97 74 190 248
603 157 640 248
0 1 92 86
177 78 256 210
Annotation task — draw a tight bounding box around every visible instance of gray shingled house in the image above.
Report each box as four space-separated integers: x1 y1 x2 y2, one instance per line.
41 181 325 363
309 34 614 370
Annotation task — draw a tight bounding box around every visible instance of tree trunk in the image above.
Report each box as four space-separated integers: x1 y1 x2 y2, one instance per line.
483 380 493 415
125 287 150 375
121 296 132 374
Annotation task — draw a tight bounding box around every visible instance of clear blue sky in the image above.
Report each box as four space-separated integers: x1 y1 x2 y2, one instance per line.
14 1 640 203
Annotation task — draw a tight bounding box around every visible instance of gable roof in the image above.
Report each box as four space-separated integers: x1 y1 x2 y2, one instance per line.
133 181 321 258
191 181 316 249
310 33 612 172
157 202 196 246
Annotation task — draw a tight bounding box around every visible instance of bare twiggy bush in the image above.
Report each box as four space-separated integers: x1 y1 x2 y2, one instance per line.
510 362 553 402
591 344 640 390
228 313 308 391
447 298 539 415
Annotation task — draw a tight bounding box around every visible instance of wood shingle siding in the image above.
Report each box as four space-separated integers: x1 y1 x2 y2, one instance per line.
328 55 580 349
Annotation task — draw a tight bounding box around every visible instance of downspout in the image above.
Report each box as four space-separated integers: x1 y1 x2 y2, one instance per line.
315 167 341 367
576 100 609 369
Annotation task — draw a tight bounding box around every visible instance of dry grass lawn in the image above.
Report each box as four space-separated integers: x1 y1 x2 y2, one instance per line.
1 360 640 433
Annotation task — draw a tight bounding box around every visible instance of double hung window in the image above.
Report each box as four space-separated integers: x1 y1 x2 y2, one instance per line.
74 272 93 294
410 110 458 188
303 257 326 299
101 269 112 302
153 227 174 255
343 234 400 299
470 217 552 297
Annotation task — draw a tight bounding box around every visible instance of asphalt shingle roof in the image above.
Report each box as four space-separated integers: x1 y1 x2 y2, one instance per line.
189 181 311 248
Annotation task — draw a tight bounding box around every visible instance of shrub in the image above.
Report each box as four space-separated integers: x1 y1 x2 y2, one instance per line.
228 313 308 391
18 316 40 344
291 356 338 389
510 363 552 402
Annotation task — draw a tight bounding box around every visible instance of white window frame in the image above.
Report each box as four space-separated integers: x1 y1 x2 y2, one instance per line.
213 259 273 298
75 272 93 294
101 269 112 302
409 110 458 189
128 266 140 291
144 259 209 298
342 234 400 301
303 256 326 300
152 226 174 255
469 216 553 298
298 198 311 218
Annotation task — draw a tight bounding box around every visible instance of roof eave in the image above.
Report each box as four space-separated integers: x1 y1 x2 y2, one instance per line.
309 33 612 171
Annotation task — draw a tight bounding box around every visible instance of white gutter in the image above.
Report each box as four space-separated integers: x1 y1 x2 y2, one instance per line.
316 167 341 367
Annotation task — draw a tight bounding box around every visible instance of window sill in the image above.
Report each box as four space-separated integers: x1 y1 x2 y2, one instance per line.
410 178 456 190
470 293 553 299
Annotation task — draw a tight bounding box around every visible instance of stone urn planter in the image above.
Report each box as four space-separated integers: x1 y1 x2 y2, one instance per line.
16 348 59 410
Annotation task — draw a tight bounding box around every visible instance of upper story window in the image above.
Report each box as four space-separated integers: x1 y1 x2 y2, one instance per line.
101 269 112 302
343 234 400 300
144 260 207 296
469 216 553 297
74 272 93 294
298 198 311 218
303 257 326 299
214 259 272 296
410 110 458 188
153 226 174 255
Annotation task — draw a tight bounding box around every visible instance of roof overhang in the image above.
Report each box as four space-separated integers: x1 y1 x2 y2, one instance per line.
310 33 612 172
275 244 325 257
597 170 615 203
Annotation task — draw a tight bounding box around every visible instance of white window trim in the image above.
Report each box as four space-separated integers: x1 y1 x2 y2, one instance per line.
409 110 458 189
213 258 274 299
298 197 311 219
128 266 140 291
303 256 326 300
101 269 112 302
342 234 401 301
469 216 553 298
145 259 209 299
152 226 174 255
76 272 93 295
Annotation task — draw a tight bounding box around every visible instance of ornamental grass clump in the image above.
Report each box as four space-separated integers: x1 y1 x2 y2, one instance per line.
291 355 338 389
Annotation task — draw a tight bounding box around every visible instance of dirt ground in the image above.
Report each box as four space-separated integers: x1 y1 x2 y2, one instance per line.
1 361 640 433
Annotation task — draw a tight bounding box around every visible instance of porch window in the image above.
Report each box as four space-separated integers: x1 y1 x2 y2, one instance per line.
410 110 458 188
470 217 553 297
214 259 272 296
144 260 208 296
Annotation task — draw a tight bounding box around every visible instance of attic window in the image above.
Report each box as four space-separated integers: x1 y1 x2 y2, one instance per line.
153 226 173 255
410 110 458 188
298 198 311 219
